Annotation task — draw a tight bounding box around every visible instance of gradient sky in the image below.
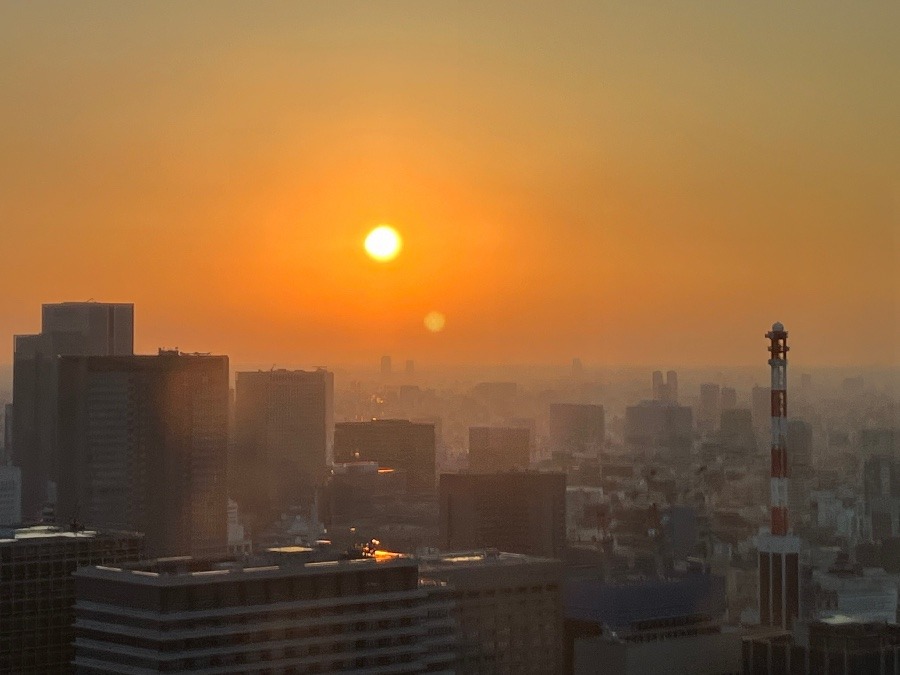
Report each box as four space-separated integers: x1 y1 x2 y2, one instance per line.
1 2 897 367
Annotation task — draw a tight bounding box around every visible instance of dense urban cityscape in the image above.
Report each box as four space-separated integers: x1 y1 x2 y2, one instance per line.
2 3 898 674
0 302 896 673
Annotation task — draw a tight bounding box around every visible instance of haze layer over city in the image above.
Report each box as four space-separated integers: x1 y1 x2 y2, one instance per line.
0 3 898 675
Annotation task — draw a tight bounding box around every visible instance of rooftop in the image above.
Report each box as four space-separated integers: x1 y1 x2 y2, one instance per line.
0 525 141 545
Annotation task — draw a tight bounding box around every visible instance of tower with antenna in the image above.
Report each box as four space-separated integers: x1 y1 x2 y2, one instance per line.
757 322 800 631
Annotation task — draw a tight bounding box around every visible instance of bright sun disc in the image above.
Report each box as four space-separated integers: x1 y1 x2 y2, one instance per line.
424 311 446 332
364 225 402 261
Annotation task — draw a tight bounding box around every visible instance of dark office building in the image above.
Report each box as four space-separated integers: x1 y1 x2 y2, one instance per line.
468 426 531 472
624 401 693 460
0 525 143 674
12 302 133 521
57 350 229 557
720 408 757 455
548 403 605 456
334 419 436 493
232 369 333 531
697 384 720 435
439 472 566 558
73 549 456 673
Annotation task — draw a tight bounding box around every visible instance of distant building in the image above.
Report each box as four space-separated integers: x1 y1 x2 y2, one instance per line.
751 385 771 443
380 354 392 376
720 409 757 455
405 359 415 376
468 426 531 472
232 368 334 531
0 465 21 526
720 386 737 410
419 549 563 673
0 525 143 673
2 403 11 463
864 454 900 541
548 403 605 456
439 472 566 558
12 302 134 521
73 549 456 673
652 370 678 404
565 569 735 675
334 419 436 493
697 384 720 435
57 350 229 557
624 401 692 460
861 429 898 459
743 619 900 674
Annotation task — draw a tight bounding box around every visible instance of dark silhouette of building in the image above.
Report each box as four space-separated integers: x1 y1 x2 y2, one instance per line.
73 549 456 673
439 471 566 558
652 370 678 403
232 368 333 532
12 302 133 521
334 419 436 493
57 350 229 557
720 386 737 410
698 383 721 435
0 525 143 673
720 408 757 455
624 401 692 460
468 426 531 472
380 355 392 376
548 403 605 457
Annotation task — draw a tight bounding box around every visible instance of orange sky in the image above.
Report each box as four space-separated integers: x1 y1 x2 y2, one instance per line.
1 2 897 367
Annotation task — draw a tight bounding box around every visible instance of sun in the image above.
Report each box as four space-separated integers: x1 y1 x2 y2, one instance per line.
364 225 402 262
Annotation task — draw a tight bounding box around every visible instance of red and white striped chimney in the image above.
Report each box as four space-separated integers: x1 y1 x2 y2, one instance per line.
766 322 789 536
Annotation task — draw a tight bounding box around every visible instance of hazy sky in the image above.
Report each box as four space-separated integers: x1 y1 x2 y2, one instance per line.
1 2 898 367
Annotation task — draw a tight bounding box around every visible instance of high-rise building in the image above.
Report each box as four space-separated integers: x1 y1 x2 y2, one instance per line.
0 466 21 526
56 350 229 557
12 302 134 521
380 354 392 376
419 549 564 673
1 403 12 464
624 401 693 460
73 549 457 673
720 409 757 455
652 371 678 403
439 472 566 558
720 386 737 410
0 525 143 673
232 369 334 532
468 426 531 472
334 419 436 493
548 403 605 456
698 384 721 435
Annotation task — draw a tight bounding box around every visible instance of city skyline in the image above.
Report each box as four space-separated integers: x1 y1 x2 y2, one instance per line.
1 2 898 367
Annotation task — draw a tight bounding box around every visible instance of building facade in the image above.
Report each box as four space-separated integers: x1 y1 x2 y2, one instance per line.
439 472 566 558
12 302 134 521
57 350 229 557
73 550 456 674
468 426 531 473
334 419 436 493
0 525 143 674
233 369 334 531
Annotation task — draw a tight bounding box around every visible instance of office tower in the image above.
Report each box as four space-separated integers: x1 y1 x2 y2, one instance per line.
720 386 737 410
73 549 457 673
468 426 531 472
1 403 11 463
751 384 771 444
334 419 436 492
758 322 800 631
12 302 134 521
380 354 392 376
57 350 229 557
624 401 693 460
0 466 21 526
861 429 898 459
419 550 563 673
439 472 566 558
232 369 334 532
548 403 605 456
0 525 143 673
698 384 721 434
864 454 900 541
652 370 678 403
720 409 757 455
787 420 813 467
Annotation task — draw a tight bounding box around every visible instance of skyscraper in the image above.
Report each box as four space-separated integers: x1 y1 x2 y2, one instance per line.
334 419 436 493
232 368 334 532
56 350 229 557
12 302 134 520
468 426 531 472
439 472 566 558
548 403 605 456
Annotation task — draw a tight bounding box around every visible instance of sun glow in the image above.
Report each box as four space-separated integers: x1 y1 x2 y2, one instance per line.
364 225 402 261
